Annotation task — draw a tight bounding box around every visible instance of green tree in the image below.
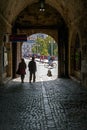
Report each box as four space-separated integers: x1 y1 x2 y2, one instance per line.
32 35 58 56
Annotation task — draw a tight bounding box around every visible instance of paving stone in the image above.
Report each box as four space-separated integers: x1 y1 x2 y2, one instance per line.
0 78 87 130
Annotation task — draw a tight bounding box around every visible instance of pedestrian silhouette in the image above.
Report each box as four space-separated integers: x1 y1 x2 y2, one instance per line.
28 57 37 83
17 58 26 83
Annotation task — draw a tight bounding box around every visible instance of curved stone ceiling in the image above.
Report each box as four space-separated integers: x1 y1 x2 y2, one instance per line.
15 3 65 29
0 0 86 27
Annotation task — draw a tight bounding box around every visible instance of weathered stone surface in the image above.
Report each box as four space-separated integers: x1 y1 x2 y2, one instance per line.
0 78 87 130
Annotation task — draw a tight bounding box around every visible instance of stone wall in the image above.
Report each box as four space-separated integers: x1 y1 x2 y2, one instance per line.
69 13 87 87
0 13 12 84
78 14 87 87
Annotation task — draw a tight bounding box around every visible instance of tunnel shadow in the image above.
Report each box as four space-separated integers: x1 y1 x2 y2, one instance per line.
3 74 58 94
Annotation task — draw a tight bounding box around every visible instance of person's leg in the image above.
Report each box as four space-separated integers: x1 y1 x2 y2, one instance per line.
21 75 24 83
21 75 22 83
33 72 36 82
29 72 32 83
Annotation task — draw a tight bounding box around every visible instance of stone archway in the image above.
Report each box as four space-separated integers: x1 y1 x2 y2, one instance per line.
11 2 69 78
0 0 87 87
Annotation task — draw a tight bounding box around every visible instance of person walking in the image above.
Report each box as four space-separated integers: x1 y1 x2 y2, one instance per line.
17 58 26 83
28 57 37 83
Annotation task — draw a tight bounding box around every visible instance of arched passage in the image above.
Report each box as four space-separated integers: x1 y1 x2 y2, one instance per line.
20 33 58 81
0 0 87 87
11 2 69 79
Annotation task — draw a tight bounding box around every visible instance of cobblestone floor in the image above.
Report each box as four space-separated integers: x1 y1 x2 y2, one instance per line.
0 78 87 130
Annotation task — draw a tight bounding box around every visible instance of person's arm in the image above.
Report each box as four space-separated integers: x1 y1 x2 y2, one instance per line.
28 62 31 71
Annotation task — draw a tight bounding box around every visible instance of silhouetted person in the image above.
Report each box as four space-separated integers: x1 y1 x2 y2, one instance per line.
28 57 37 83
17 58 26 83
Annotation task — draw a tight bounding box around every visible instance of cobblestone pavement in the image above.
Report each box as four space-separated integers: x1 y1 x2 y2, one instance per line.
0 78 87 130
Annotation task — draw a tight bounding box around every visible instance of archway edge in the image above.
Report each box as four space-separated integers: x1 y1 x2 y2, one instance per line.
19 29 58 43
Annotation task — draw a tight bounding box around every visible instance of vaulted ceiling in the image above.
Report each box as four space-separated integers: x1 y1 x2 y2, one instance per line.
15 3 65 29
0 0 86 28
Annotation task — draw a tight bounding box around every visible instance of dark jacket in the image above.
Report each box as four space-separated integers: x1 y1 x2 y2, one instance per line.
18 59 26 75
28 59 36 73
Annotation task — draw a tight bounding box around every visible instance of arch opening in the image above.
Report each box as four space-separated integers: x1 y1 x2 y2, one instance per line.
11 2 69 82
21 33 58 82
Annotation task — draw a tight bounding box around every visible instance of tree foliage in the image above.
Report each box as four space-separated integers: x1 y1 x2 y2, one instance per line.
32 35 58 56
